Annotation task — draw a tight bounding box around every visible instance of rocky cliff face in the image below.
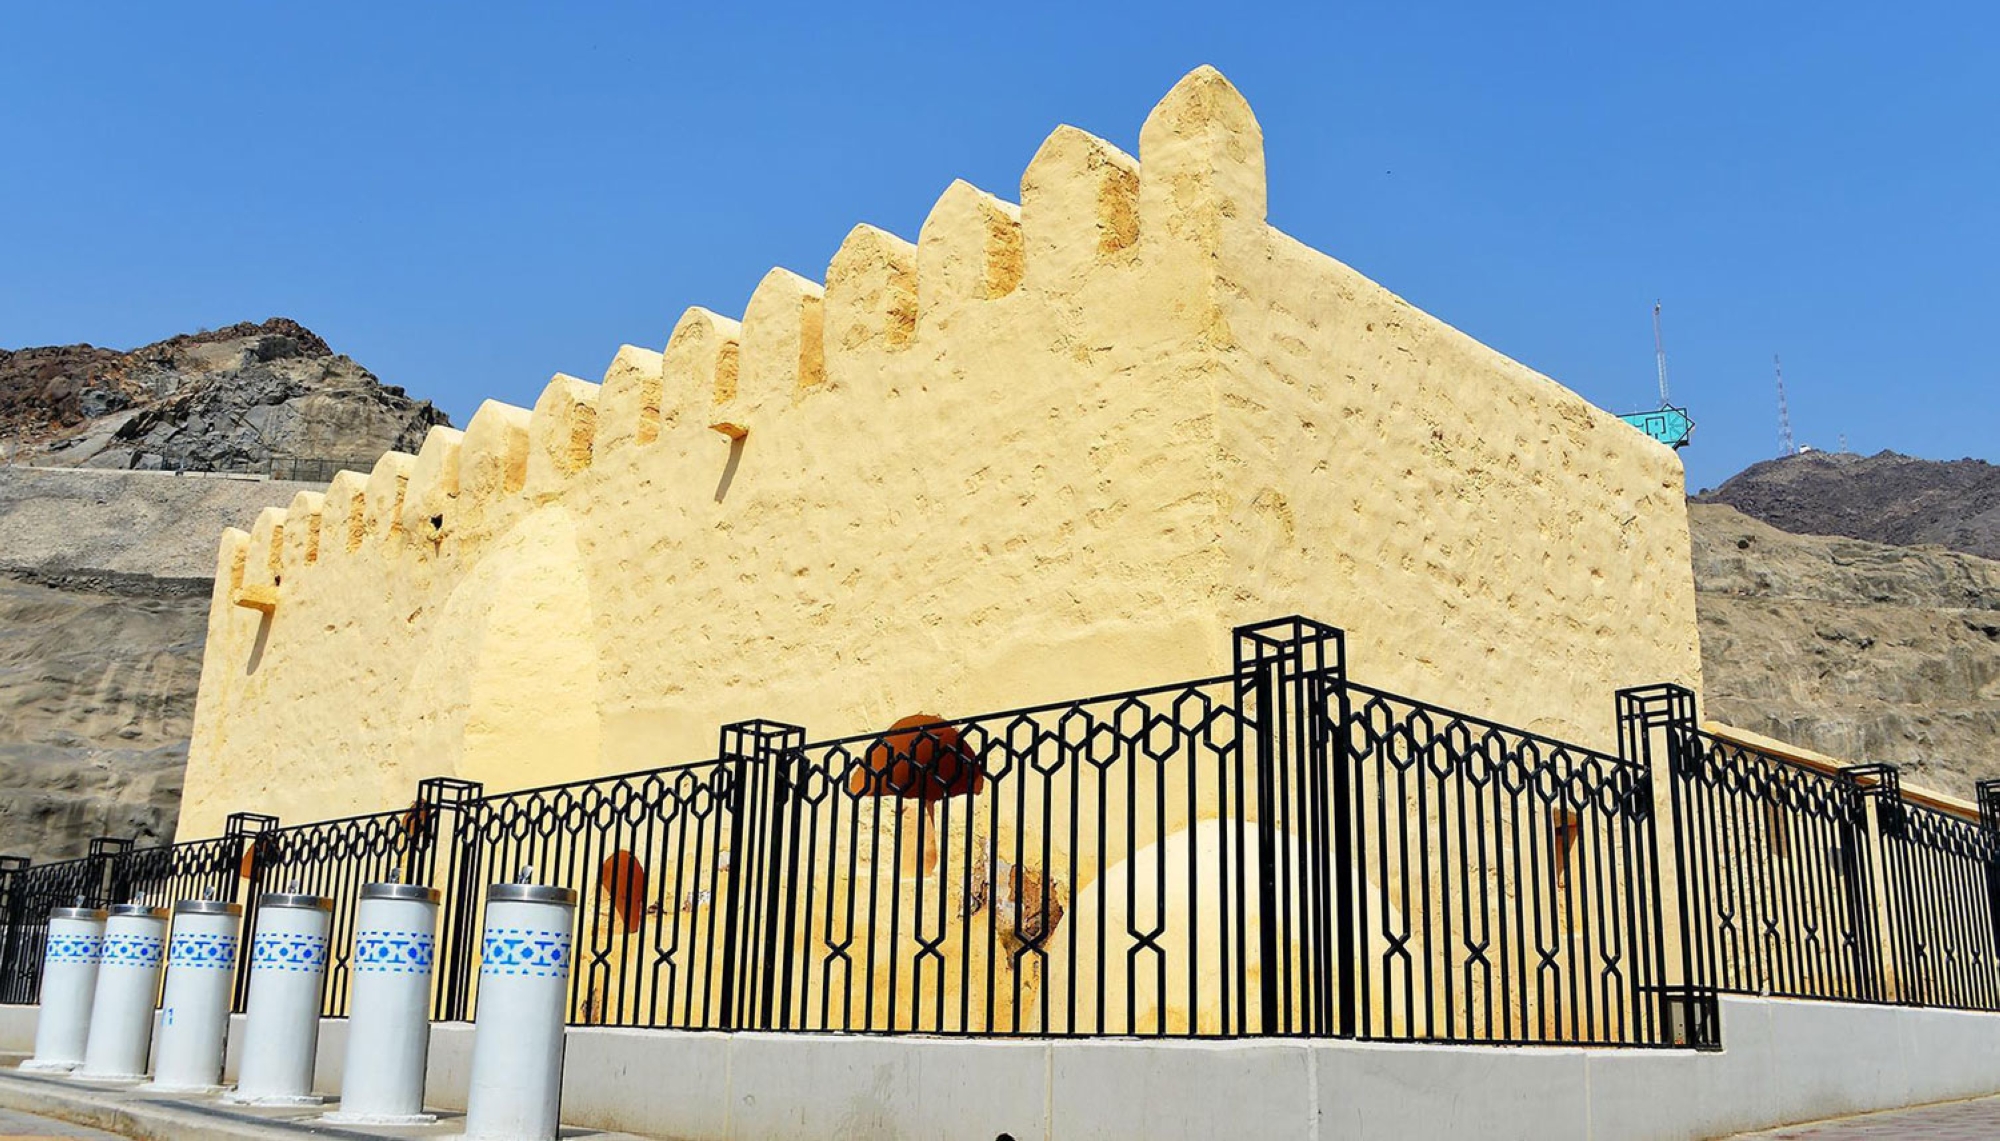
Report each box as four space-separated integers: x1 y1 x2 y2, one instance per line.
1692 501 2000 797
0 318 449 861
1 318 448 473
0 574 205 858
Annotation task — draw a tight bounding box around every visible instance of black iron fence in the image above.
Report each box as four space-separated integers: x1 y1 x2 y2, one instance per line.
1880 792 2000 1011
1620 683 2000 1014
1341 680 1670 1045
148 455 379 483
9 616 2000 1049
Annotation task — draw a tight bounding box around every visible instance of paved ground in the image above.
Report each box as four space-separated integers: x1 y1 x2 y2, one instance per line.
1730 1094 2000 1139
0 1106 124 1139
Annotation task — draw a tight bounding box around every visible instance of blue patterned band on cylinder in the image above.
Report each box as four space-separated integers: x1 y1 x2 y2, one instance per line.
354 931 435 975
45 934 102 964
250 932 328 973
480 928 571 979
101 933 164 968
169 932 239 969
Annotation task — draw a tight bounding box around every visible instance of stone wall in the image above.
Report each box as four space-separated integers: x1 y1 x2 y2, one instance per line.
178 67 1700 847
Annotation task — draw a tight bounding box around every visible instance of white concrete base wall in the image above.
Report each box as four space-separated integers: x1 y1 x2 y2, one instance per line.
7 997 2000 1139
0 1006 33 1053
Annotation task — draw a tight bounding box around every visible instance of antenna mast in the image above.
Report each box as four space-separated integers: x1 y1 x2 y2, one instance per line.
1652 302 1671 404
1774 354 1795 457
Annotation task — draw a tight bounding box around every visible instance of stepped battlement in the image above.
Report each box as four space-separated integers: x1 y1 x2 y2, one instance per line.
218 67 1264 604
185 67 1700 837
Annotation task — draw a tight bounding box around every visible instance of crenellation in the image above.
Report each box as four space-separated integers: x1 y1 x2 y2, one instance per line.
526 374 601 497
232 507 287 612
320 469 371 558
665 307 742 407
363 451 419 545
216 526 249 601
281 490 326 574
824 224 917 360
458 399 534 545
1137 64 1267 253
736 268 827 415
594 345 668 460
917 181 1025 332
1021 125 1140 291
247 506 286 583
401 426 465 548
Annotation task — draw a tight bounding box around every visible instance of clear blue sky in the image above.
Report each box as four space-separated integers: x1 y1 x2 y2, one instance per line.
3 1 1994 492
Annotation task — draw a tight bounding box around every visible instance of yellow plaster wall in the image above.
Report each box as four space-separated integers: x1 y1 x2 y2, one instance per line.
179 66 1700 843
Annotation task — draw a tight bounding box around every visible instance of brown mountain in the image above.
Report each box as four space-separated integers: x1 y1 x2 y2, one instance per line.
1698 450 2000 563
1 317 448 474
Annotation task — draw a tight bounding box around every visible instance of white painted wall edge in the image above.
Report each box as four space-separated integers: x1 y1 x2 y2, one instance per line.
4 996 1999 1140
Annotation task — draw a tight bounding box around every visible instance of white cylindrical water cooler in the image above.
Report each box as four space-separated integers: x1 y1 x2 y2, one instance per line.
225 892 332 1106
322 883 440 1125
19 906 107 1073
73 902 168 1082
145 899 243 1092
463 882 577 1141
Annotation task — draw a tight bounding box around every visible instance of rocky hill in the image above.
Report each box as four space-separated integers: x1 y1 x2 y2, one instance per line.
0 319 448 861
1 318 447 473
1699 450 2000 563
1692 502 2000 798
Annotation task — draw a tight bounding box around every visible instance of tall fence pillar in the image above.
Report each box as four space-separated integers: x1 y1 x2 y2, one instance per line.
716 719 807 1032
1979 781 2000 965
1232 616 1345 1037
0 856 31 1005
224 813 278 907
1614 684 1696 996
1844 764 1903 1002
89 838 131 906
412 777 482 1022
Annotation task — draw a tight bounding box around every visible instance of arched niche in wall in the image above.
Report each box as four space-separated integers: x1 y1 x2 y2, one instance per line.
403 504 604 795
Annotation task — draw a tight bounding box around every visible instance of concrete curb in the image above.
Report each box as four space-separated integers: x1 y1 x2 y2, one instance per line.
0 1067 643 1140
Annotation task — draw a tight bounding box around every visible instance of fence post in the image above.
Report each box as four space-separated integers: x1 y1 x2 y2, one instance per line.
88 837 133 906
1613 683 1696 1044
1232 616 1345 1037
1842 763 1901 1003
411 778 483 1022
0 855 29 997
715 719 807 1033
229 817 282 1012
1979 781 2000 966
224 813 279 906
